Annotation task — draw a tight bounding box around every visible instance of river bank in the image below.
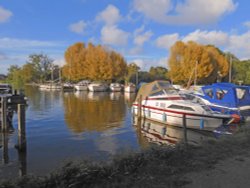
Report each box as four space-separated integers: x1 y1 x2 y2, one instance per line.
1 126 250 188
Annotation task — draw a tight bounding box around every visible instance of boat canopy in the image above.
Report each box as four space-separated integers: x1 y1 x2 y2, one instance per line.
135 80 176 101
198 83 250 108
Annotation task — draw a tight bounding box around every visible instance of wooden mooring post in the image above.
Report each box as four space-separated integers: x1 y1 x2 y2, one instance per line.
138 95 142 120
0 96 7 131
17 104 26 152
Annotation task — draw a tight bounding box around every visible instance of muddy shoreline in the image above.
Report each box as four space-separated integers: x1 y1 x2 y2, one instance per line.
1 126 250 188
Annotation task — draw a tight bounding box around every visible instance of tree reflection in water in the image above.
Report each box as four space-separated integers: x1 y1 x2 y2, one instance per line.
63 92 126 133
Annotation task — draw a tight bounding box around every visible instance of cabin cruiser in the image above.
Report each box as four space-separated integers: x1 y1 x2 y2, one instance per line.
188 83 250 121
74 80 90 91
124 83 136 93
132 81 236 131
88 82 108 92
110 83 122 92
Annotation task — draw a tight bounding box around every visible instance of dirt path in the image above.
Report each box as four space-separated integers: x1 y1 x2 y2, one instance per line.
183 153 250 188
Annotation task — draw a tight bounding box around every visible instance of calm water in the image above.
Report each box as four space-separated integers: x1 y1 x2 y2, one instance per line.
0 86 215 179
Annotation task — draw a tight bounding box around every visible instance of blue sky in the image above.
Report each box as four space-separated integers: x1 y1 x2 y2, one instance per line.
1 0 250 74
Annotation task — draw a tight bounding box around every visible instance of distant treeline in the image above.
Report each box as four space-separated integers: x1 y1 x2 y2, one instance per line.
4 41 250 88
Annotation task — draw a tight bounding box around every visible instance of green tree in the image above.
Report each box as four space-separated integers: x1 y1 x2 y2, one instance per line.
149 66 168 80
125 63 140 84
27 53 54 82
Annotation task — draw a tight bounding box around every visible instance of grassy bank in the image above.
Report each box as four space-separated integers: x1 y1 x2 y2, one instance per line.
2 126 250 188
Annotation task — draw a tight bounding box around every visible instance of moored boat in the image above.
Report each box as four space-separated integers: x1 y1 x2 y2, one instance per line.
88 82 108 92
0 83 12 94
124 83 136 93
74 80 90 91
110 83 122 92
132 80 236 131
188 83 250 121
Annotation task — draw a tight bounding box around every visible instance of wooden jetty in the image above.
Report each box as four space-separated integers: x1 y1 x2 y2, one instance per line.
0 92 27 151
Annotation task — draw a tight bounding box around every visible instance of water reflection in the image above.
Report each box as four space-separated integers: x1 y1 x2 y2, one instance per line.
63 91 126 133
0 131 27 178
135 118 215 147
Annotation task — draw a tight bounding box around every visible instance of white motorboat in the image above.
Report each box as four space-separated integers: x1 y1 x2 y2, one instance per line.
132 80 235 131
62 82 74 91
39 83 61 90
88 82 108 92
74 80 90 91
110 83 122 92
0 83 12 94
124 83 136 93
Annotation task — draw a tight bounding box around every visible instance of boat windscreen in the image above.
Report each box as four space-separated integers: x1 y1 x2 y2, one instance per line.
236 88 247 100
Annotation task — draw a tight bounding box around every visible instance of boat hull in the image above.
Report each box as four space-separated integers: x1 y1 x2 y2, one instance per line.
88 84 107 92
74 85 88 91
132 105 226 131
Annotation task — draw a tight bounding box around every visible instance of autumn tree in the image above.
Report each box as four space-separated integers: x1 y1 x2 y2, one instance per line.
62 42 127 82
168 41 229 85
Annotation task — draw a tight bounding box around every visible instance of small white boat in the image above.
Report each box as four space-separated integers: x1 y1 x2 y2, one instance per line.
132 80 235 131
39 83 61 90
88 82 108 92
110 83 122 92
0 83 12 94
124 83 136 93
62 82 74 91
74 80 90 91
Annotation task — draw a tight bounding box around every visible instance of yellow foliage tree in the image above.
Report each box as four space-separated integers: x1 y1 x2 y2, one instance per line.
168 41 229 85
62 42 127 82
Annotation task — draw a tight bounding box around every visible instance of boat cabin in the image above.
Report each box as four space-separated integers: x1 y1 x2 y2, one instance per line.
198 83 250 108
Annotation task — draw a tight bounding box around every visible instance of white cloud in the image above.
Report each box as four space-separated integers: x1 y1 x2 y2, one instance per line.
69 20 86 34
134 30 153 46
101 25 129 46
183 30 229 46
0 37 60 49
133 0 172 22
96 4 121 25
244 21 250 29
0 6 12 23
133 0 237 25
156 33 179 49
53 58 66 66
227 31 250 59
131 59 144 69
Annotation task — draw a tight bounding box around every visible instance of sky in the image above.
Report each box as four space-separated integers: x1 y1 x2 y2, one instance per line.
0 0 250 74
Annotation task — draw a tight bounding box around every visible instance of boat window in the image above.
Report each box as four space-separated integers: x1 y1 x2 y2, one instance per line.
156 102 159 106
216 88 225 100
168 104 194 111
158 82 171 88
150 91 165 96
204 88 213 98
151 84 159 91
168 104 183 110
183 106 195 111
236 88 247 100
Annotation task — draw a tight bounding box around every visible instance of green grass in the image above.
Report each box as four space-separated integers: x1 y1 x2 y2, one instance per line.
2 126 250 188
